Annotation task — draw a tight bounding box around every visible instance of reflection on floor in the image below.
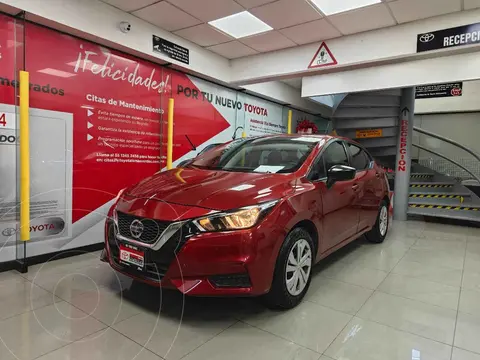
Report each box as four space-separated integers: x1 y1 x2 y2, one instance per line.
1 220 480 360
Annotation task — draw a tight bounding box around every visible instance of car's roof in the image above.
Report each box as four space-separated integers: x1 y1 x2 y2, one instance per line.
246 134 365 148
252 134 338 142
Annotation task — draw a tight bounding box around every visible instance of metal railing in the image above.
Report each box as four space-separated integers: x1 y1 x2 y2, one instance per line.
413 144 480 184
413 126 480 183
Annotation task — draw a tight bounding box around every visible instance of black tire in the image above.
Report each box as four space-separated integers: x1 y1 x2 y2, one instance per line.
365 200 389 244
263 228 315 310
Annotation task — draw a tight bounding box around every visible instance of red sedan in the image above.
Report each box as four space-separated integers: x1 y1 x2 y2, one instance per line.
102 135 390 309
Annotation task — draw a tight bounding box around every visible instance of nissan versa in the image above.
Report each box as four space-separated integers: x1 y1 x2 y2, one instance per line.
102 135 390 309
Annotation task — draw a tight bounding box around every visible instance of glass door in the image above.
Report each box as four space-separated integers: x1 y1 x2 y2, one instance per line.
0 11 27 271
14 11 27 271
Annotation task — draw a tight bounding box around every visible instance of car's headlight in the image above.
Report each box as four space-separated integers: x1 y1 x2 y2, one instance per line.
193 200 278 232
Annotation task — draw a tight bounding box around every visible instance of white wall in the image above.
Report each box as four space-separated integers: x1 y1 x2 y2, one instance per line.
242 81 332 116
415 80 480 114
413 113 480 175
303 51 480 97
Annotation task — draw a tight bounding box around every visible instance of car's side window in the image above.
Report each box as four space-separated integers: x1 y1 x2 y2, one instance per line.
324 141 349 172
346 143 370 171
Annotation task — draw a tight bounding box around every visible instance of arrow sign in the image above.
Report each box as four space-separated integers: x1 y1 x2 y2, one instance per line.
87 122 93 129
87 134 93 141
87 109 94 117
401 107 410 117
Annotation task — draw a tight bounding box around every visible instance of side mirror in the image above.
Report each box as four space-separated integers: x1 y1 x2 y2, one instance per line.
327 165 356 188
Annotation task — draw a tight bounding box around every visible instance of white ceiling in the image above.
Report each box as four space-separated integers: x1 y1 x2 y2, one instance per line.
101 0 478 59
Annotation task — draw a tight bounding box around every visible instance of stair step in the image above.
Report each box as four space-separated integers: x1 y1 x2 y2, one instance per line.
387 173 436 180
410 173 435 179
408 201 480 211
410 178 445 183
410 193 471 200
409 197 472 206
410 182 455 188
409 187 468 195
408 206 480 222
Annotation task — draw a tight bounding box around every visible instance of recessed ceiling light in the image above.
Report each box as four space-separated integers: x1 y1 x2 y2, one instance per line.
208 11 272 39
309 0 381 15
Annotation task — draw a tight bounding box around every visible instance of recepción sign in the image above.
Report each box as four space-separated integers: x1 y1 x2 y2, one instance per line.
417 22 480 52
397 118 408 172
415 83 463 99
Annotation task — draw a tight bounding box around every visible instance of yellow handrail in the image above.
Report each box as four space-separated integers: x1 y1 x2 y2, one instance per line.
167 98 174 170
19 71 30 241
287 109 292 134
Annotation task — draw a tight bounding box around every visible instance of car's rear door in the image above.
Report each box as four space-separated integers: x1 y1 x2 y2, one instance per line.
316 141 359 252
345 142 381 232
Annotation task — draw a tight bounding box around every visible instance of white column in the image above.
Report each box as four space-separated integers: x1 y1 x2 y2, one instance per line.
393 87 415 221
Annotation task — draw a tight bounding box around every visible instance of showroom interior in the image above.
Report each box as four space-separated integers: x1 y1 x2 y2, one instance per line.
1 0 480 359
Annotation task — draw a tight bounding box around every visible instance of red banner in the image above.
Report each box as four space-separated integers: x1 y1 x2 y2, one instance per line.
0 15 230 223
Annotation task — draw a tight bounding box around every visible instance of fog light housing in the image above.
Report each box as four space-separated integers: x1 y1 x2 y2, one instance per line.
209 273 251 288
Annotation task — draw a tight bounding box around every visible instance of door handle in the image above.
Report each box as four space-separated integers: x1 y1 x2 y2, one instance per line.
352 184 359 191
375 173 381 178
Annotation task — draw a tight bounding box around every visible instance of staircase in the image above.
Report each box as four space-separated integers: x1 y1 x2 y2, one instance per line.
407 163 480 222
333 89 401 168
332 89 480 224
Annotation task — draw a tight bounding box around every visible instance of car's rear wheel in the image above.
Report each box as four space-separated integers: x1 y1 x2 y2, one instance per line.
365 200 389 243
263 228 314 309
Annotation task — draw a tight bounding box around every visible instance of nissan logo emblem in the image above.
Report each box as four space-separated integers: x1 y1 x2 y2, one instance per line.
2 228 16 237
130 219 144 239
419 33 435 43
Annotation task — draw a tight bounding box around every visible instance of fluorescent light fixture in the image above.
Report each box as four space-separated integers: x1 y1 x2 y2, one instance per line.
309 0 381 15
37 68 76 78
209 11 272 39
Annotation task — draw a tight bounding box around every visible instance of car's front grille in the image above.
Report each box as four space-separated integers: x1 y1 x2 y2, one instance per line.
107 219 193 283
116 211 171 244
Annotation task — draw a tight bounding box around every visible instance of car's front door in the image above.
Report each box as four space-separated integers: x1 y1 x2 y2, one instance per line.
315 141 360 253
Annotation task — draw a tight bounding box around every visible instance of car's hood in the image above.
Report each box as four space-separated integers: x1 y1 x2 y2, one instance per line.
124 167 297 211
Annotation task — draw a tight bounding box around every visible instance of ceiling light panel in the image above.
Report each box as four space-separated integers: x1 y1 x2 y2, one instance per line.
309 0 382 15
208 11 273 39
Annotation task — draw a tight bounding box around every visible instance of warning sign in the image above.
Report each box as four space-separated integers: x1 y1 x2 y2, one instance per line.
308 42 337 69
356 129 383 138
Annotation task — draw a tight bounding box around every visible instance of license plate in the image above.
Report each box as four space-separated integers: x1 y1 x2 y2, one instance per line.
119 244 144 269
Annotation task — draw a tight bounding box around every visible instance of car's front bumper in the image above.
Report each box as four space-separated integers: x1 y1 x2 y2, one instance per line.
104 212 287 296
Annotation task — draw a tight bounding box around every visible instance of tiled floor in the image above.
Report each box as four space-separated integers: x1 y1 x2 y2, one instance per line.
1 220 480 360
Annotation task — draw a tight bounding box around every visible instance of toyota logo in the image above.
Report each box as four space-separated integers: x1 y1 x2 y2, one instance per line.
451 87 462 96
130 220 144 239
419 33 435 43
2 228 16 237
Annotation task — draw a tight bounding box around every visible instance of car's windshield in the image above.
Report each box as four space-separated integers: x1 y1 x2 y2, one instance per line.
189 137 321 173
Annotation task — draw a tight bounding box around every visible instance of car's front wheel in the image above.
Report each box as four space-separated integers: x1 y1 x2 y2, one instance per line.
365 200 389 243
263 228 314 309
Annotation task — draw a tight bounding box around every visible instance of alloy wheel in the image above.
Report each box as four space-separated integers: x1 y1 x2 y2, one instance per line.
379 205 388 236
285 239 312 296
